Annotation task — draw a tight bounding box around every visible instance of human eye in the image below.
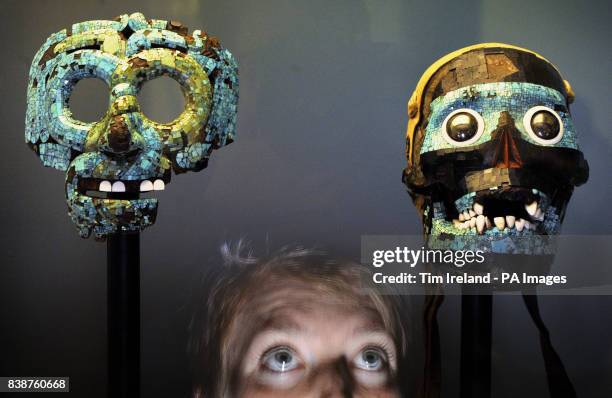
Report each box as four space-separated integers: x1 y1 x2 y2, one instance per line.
352 346 394 387
255 345 306 389
261 346 301 372
354 347 388 371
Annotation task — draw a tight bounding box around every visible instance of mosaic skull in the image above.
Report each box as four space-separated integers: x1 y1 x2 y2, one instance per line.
403 43 588 255
26 13 238 239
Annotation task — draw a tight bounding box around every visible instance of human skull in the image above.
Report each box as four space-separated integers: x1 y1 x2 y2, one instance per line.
403 43 588 255
26 13 238 239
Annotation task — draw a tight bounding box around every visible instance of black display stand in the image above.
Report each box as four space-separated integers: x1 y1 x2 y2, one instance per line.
460 290 492 398
107 232 140 398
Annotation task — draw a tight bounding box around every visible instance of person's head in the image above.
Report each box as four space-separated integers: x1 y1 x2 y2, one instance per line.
190 244 411 397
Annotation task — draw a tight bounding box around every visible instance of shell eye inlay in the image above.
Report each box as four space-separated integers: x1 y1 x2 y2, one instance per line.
530 110 560 140
523 105 564 145
446 112 478 142
442 108 485 147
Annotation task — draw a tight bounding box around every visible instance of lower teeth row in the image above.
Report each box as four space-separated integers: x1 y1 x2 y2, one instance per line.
453 215 535 234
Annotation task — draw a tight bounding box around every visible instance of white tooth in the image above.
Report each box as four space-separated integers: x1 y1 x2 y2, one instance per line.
111 181 126 192
473 203 484 215
485 217 492 229
469 209 476 218
525 220 533 230
463 211 471 220
469 217 476 228
470 226 477 233
153 179 165 191
99 180 112 192
535 208 544 221
526 201 538 216
463 221 470 229
476 215 485 234
459 213 465 222
494 217 505 230
516 219 525 231
140 180 153 192
506 215 516 228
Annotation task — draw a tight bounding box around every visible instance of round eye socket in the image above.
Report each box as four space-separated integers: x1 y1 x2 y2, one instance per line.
262 347 300 372
68 77 109 123
523 106 564 145
138 76 185 124
442 109 485 146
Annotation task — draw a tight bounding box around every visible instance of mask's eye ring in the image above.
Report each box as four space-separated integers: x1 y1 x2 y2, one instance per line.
523 105 564 145
442 108 485 147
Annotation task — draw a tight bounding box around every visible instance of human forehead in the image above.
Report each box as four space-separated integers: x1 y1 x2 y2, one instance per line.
242 276 377 316
258 305 386 333
229 287 388 349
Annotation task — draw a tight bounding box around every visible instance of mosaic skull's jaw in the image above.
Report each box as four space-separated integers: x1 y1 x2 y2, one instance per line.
67 189 159 239
65 153 172 239
425 185 569 254
437 187 557 235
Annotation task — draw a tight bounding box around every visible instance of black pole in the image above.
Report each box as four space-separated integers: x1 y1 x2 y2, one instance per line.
107 232 140 398
460 290 492 398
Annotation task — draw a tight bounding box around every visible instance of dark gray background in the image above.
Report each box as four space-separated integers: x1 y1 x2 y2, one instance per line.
1 0 610 397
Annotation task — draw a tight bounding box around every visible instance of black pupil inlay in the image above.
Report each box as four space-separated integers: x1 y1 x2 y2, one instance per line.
447 112 478 142
530 110 560 140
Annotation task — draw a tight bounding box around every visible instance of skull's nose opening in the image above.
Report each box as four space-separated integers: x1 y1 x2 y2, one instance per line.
99 114 145 159
108 116 132 152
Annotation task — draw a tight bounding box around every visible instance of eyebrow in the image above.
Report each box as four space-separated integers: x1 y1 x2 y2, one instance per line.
256 314 303 334
352 323 389 335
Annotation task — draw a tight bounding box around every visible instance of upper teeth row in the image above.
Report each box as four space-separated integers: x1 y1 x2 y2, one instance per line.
98 179 165 193
454 200 544 234
459 200 544 222
524 201 545 221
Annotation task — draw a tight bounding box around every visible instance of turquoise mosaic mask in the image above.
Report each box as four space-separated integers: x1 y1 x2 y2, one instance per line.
25 13 238 239
403 44 588 255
